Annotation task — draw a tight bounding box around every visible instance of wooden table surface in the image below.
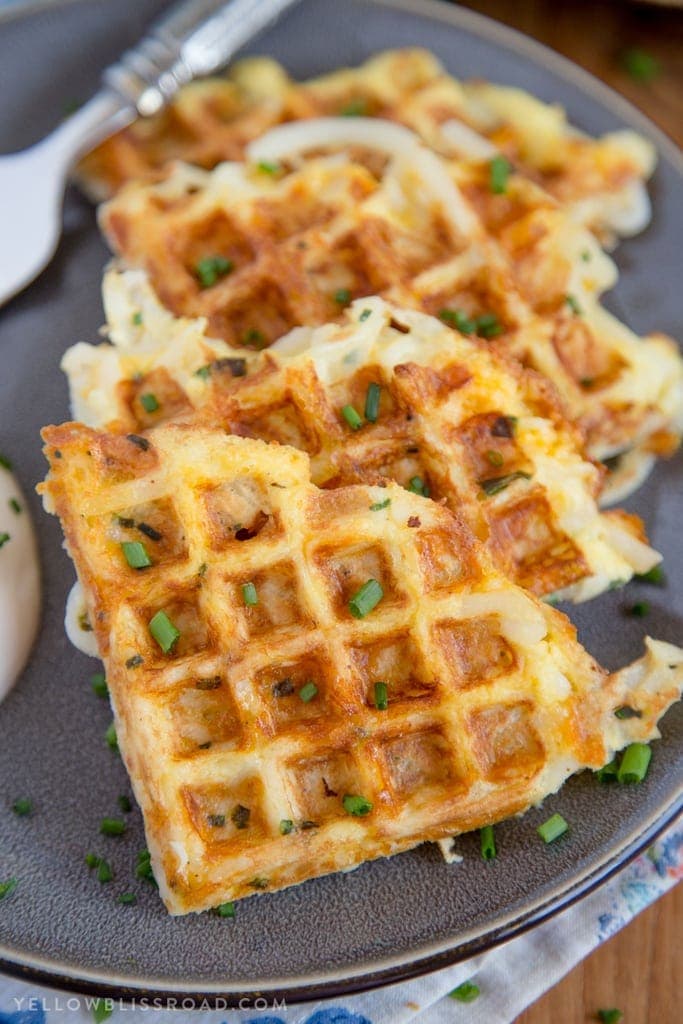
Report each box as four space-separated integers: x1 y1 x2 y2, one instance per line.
453 4 682 1020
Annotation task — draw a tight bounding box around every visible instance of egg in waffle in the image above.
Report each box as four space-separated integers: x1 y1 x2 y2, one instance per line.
97 132 683 498
78 48 655 248
63 279 660 604
40 422 683 914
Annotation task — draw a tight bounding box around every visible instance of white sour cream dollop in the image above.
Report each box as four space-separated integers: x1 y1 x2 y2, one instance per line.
0 462 41 702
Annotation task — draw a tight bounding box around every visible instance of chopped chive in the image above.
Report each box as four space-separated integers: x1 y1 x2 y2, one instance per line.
438 307 475 334
340 98 368 116
374 681 388 710
299 681 318 703
537 813 569 844
117 892 137 905
243 328 266 348
97 859 113 883
407 475 429 497
0 453 12 470
486 449 504 467
0 533 10 549
194 364 212 380
242 581 258 606
231 804 250 829
214 901 236 917
620 48 660 83
449 980 480 1003
595 758 619 784
480 825 496 860
135 849 156 884
617 743 651 784
249 877 269 889
635 564 665 585
343 794 373 816
349 578 384 618
100 817 126 837
489 154 511 194
256 159 281 175
628 601 650 617
370 498 390 511
117 794 132 813
565 294 582 316
195 255 234 288
148 610 181 653
334 288 351 305
359 308 372 322
12 798 32 816
139 392 159 413
85 853 100 868
131 311 143 326
597 1009 623 1024
614 705 642 720
342 404 363 430
0 878 18 901
121 540 152 569
364 382 381 423
92 999 113 1024
126 654 143 669
9 497 21 514
481 471 532 496
475 312 503 339
279 819 295 835
105 722 118 752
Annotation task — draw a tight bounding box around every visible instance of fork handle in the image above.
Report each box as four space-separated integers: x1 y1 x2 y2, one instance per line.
102 0 301 117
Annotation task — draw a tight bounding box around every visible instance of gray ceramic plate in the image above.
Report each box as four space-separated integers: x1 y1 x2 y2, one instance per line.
0 0 682 1006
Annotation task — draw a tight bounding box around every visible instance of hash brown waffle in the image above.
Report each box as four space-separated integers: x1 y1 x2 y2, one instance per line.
79 49 655 247
64 280 660 603
98 140 683 497
40 423 682 914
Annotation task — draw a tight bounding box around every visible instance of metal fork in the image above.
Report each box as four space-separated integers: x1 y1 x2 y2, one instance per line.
0 0 301 307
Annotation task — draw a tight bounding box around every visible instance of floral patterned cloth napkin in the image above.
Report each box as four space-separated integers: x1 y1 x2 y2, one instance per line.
1 821 680 1024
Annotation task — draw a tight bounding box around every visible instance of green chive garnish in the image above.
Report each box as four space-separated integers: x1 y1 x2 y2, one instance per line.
486 450 504 467
132 311 143 326
195 255 234 288
121 540 152 569
214 901 236 917
340 98 368 117
449 980 480 1003
85 853 100 868
117 892 137 905
12 798 32 816
407 475 429 497
140 392 159 413
359 308 372 322
249 876 269 890
0 533 10 549
334 288 351 305
348 579 384 618
595 758 619 783
135 849 156 884
105 722 118 752
0 453 12 470
620 48 660 83
566 294 582 316
343 794 373 816
0 878 18 901
299 681 318 703
149 610 181 652
370 498 390 511
438 307 475 334
100 818 126 837
242 582 258 606
364 382 381 423
91 672 108 698
194 364 212 380
475 312 503 339
597 1009 623 1024
279 819 295 835
614 705 642 720
374 681 388 710
628 601 650 617
243 328 266 348
635 564 665 585
9 497 21 514
537 813 569 843
257 160 281 175
342 404 363 430
92 999 113 1024
118 794 132 813
97 859 113 883
480 825 496 860
489 154 511 194
481 471 532 497
617 743 651 784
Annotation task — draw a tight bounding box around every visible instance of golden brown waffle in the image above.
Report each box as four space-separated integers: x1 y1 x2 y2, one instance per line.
97 139 683 496
79 49 655 247
64 282 660 603
40 422 682 914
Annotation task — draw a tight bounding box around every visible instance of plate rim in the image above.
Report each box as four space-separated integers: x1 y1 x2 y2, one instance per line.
1 0 682 1005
